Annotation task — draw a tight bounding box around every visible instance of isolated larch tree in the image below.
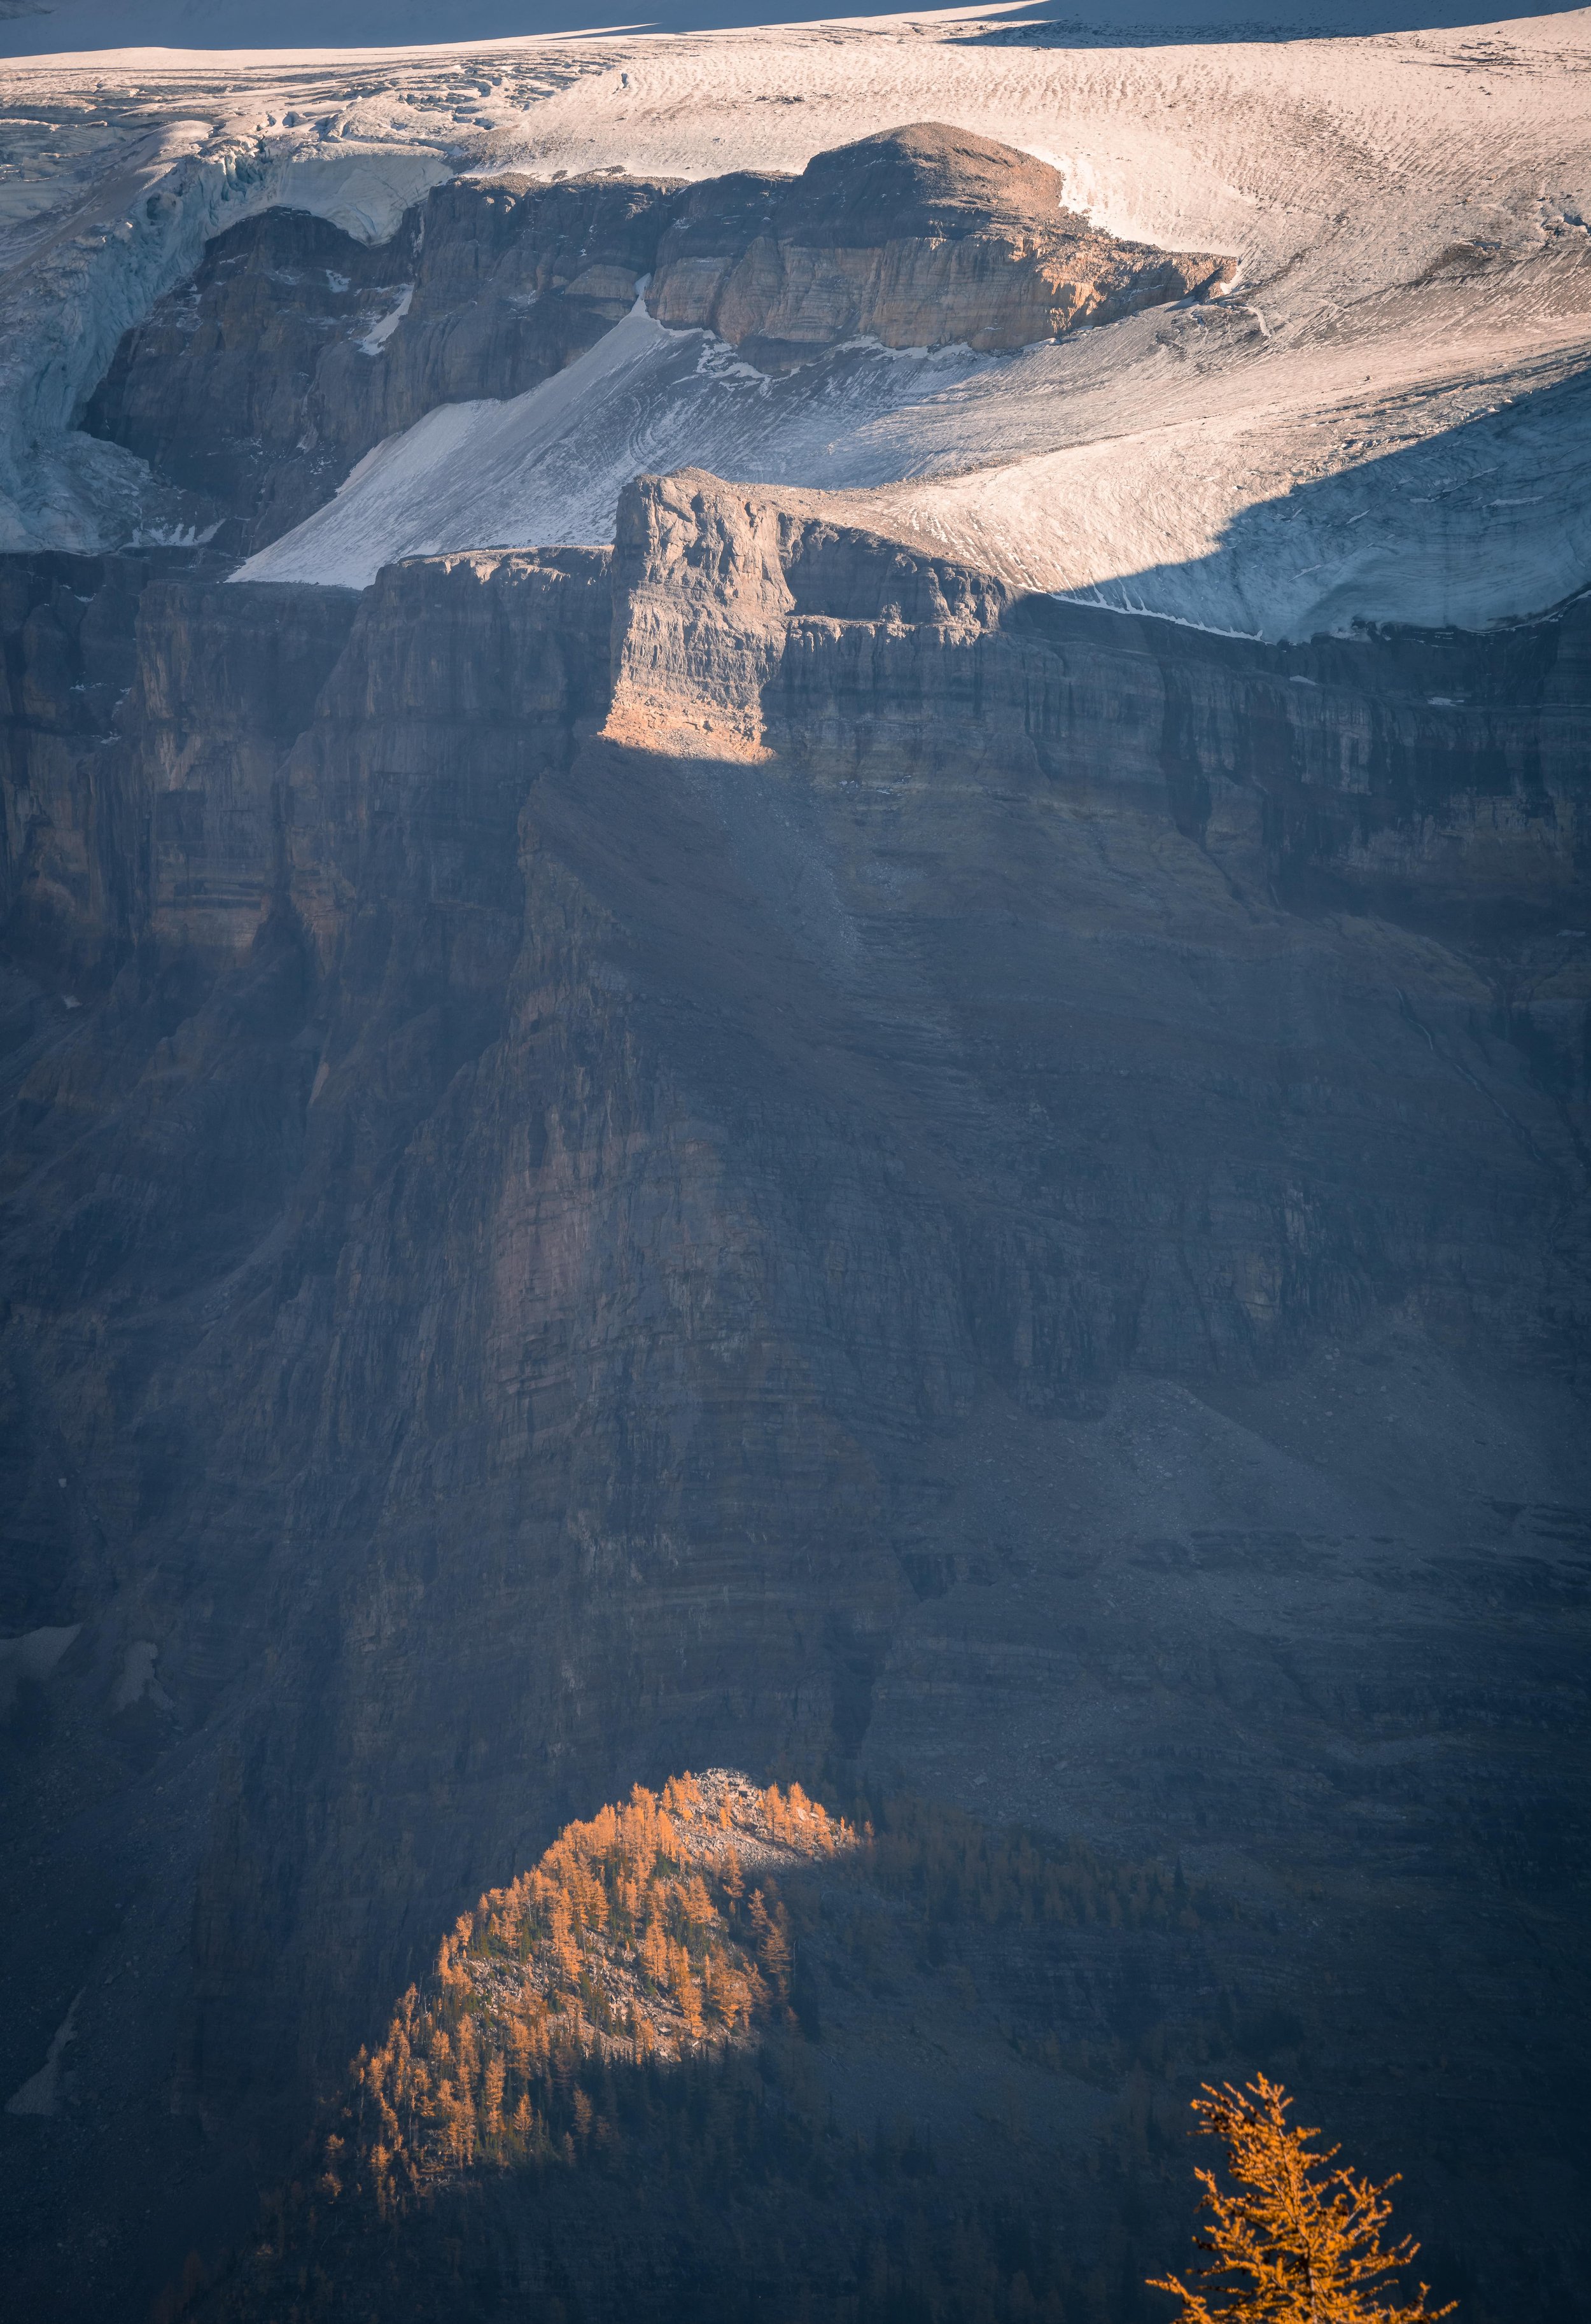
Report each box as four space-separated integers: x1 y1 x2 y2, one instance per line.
1149 2075 1455 2324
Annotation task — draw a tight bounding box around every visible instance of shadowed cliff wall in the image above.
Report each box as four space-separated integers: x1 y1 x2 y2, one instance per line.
1 496 1588 2322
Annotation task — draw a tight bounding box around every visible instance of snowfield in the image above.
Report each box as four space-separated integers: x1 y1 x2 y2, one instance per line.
234 304 1005 588
2 4 1588 636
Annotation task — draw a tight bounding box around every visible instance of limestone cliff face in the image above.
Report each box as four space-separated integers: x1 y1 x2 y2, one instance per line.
2 551 160 988
648 125 1234 364
1 494 1588 2323
599 472 1589 1391
1 555 359 985
135 580 364 960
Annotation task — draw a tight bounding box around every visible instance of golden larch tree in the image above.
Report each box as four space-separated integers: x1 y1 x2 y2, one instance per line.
1149 2075 1455 2324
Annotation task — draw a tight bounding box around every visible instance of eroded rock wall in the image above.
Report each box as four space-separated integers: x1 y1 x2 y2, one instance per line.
83 176 678 554
81 129 1234 561
2 550 158 989
1 500 1588 2322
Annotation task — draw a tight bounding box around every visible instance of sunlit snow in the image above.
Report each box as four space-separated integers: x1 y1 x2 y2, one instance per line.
235 304 999 587
3 2 1588 636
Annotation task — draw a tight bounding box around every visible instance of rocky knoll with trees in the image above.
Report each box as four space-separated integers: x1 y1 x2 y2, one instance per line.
193 1779 1459 2324
205 1775 1249 2323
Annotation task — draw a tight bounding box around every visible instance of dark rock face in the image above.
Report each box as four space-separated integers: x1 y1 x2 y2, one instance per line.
83 176 678 554
2 550 165 990
358 172 672 424
82 209 417 554
1 492 1588 2323
1 551 359 986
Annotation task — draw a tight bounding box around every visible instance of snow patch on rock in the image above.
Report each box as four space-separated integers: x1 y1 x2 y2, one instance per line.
0 1623 81 1716
5 1994 82 2120
111 1640 174 1714
357 280 412 353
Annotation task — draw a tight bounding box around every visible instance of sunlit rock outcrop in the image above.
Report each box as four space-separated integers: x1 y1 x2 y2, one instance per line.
648 123 1233 364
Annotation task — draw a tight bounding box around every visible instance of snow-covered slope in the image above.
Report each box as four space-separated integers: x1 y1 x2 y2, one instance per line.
237 277 1591 636
3 6 1589 633
234 304 1000 586
860 311 1591 636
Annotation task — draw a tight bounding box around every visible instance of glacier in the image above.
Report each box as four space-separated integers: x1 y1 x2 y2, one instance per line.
3 4 1588 634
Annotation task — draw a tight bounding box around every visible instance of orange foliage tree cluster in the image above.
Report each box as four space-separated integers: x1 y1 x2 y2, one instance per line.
320 1773 854 2217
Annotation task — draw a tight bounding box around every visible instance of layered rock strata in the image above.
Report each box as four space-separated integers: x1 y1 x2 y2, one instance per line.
1 550 160 990
1 550 359 983
82 129 1232 555
0 491 1587 2322
648 123 1234 365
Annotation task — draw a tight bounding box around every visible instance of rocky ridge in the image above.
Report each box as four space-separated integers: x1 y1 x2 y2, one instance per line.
646 123 1234 367
83 174 677 559
215 1775 1237 2324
